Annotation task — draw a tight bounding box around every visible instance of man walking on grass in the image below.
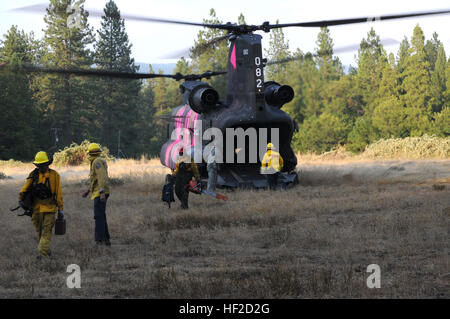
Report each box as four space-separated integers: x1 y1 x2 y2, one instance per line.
82 143 111 246
173 147 200 209
19 151 64 258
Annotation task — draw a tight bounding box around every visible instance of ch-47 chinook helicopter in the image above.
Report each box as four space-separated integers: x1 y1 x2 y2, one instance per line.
5 5 450 188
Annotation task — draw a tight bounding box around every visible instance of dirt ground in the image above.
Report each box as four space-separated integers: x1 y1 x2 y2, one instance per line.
0 159 449 298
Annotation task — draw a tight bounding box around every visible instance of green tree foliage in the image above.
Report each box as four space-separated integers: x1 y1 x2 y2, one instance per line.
424 32 441 71
189 9 229 99
284 52 320 124
356 28 388 115
397 36 410 74
137 69 158 157
264 20 291 83
315 27 343 81
400 25 434 135
34 0 95 148
94 0 141 157
0 26 38 160
294 113 348 153
430 44 446 112
347 117 380 152
431 106 449 136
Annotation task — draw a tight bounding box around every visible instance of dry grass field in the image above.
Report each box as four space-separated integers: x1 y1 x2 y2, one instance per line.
0 157 449 298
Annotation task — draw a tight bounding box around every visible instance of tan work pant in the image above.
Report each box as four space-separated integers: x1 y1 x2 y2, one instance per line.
31 212 56 257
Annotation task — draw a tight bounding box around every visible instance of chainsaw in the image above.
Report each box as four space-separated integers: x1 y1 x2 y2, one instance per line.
188 180 228 201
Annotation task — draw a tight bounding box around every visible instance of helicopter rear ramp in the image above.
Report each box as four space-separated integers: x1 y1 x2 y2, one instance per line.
215 165 298 189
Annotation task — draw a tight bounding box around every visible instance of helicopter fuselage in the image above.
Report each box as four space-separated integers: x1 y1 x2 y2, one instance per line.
160 33 298 187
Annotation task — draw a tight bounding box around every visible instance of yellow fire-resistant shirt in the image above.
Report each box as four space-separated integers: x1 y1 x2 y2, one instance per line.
261 150 284 174
173 154 200 180
89 156 110 200
19 169 63 213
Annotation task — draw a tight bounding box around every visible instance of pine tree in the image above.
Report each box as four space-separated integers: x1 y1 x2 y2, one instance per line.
294 112 348 153
315 27 343 81
237 13 246 25
400 25 434 135
0 27 39 159
94 0 142 157
264 20 291 82
356 28 388 115
137 65 157 156
35 0 95 148
445 61 450 106
285 51 321 123
190 9 229 99
424 32 441 71
430 44 446 112
397 36 410 74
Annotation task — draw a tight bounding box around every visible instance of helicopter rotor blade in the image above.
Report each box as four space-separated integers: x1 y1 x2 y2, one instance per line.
271 9 450 29
191 34 233 57
11 4 450 33
20 64 175 79
1 63 227 81
9 3 231 30
266 38 400 66
162 34 232 59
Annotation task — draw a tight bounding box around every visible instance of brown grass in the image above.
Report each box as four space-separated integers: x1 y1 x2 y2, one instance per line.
0 159 449 298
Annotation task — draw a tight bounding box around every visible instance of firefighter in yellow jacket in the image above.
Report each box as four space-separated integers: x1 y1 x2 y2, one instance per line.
82 143 111 245
261 143 284 190
173 147 200 209
19 151 63 257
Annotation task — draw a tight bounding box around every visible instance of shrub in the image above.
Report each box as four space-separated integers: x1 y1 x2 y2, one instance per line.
0 159 24 167
52 140 114 166
363 135 450 159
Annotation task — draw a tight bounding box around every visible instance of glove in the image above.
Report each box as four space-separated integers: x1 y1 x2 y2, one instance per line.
58 210 64 219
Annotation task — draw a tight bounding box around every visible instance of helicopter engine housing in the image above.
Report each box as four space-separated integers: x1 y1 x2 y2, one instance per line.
180 81 219 114
264 81 294 108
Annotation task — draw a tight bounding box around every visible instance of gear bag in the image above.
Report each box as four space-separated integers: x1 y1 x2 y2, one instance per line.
162 174 175 208
10 169 55 217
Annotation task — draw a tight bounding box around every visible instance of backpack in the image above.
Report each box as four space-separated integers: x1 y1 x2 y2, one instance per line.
10 169 54 217
162 174 175 208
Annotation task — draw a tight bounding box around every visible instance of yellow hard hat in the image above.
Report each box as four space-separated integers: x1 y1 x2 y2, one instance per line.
267 143 274 150
33 151 50 165
88 143 101 154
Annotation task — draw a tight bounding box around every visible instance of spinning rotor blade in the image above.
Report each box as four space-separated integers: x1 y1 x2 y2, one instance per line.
266 38 400 66
0 63 226 81
10 3 231 30
272 9 450 29
162 34 233 59
11 4 450 32
19 64 175 79
190 34 233 56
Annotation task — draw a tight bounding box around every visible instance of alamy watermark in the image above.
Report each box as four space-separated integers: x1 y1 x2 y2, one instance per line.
366 264 381 289
66 264 81 289
66 1 83 29
169 120 280 166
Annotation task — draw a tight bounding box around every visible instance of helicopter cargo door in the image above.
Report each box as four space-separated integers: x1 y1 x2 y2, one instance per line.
217 122 297 188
